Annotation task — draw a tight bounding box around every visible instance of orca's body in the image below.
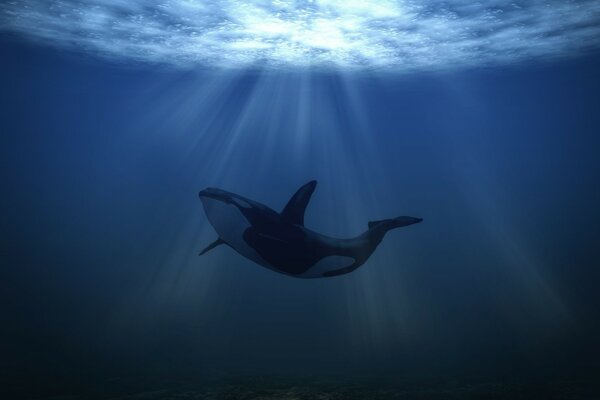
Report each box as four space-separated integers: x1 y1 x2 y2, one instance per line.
199 180 421 278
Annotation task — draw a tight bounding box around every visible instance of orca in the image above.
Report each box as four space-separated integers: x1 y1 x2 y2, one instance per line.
199 180 422 278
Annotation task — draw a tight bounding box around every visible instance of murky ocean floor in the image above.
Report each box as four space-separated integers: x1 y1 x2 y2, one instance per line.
11 374 599 400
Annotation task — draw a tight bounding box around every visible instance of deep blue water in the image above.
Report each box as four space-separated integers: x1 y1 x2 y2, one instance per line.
1 36 600 398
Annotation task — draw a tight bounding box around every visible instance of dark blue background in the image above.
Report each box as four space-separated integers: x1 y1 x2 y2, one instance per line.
1 33 599 395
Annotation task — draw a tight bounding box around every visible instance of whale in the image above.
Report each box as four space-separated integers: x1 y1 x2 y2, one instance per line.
198 180 422 278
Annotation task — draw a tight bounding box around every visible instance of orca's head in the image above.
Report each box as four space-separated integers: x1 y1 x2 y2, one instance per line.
199 187 234 203
199 187 272 266
199 187 259 226
199 187 255 245
199 187 253 211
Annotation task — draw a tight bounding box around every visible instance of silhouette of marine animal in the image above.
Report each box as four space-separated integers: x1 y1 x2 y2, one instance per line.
199 180 422 278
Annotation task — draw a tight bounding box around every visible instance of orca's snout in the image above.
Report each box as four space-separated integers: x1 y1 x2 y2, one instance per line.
199 187 223 200
199 187 242 207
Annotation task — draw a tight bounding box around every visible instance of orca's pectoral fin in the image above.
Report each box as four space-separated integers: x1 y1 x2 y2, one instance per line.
281 180 317 226
368 216 423 230
199 237 226 256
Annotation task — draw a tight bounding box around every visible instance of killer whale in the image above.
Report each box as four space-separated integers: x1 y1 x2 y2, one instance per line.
199 180 422 278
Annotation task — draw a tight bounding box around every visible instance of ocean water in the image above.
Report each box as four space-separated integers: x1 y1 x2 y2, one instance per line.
2 31 600 400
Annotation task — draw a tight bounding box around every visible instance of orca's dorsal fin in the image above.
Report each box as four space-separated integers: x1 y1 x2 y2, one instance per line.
281 180 317 226
199 237 226 255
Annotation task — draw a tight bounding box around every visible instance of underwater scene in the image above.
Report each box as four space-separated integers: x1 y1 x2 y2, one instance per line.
1 1 600 399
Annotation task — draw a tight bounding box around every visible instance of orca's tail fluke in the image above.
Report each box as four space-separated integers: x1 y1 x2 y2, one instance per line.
368 216 423 230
